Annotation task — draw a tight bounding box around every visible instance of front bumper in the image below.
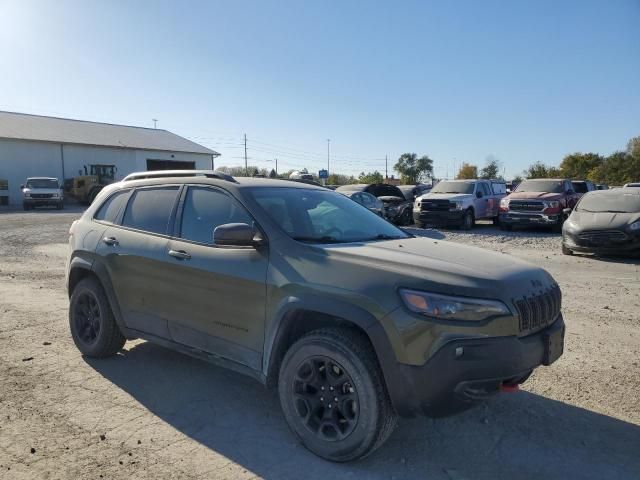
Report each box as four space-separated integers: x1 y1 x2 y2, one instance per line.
388 315 565 418
563 234 640 255
413 209 465 226
500 212 561 226
24 197 62 206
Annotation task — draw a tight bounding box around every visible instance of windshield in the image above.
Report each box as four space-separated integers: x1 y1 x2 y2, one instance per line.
430 181 475 194
249 187 409 244
577 193 640 213
26 179 58 189
515 180 564 193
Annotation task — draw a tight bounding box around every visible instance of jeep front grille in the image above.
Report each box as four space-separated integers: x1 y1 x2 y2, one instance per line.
514 284 562 334
420 200 452 211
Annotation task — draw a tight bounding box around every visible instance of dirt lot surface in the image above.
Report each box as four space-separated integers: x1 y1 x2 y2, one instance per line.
1 210 639 480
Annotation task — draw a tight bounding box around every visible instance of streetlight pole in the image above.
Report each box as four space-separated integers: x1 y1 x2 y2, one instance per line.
327 139 330 175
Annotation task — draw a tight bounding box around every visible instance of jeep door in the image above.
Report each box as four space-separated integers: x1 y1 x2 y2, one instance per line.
95 186 180 339
474 183 489 218
161 185 268 369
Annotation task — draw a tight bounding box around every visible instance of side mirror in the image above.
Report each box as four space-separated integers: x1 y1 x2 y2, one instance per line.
214 223 265 247
476 191 483 198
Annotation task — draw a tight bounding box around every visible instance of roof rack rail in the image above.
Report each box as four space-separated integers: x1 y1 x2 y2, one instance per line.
122 170 236 183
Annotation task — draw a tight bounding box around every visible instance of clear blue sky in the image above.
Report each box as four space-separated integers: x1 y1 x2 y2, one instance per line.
1 0 638 179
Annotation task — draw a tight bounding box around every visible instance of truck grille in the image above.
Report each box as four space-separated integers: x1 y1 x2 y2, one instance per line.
30 193 53 199
509 200 544 212
577 230 627 244
420 200 451 211
514 284 561 334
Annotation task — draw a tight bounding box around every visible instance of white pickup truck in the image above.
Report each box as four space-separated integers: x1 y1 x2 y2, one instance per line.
413 179 506 229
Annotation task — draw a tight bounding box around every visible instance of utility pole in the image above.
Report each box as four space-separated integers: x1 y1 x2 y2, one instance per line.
275 158 278 176
385 155 388 180
152 119 158 129
327 139 330 175
244 133 248 176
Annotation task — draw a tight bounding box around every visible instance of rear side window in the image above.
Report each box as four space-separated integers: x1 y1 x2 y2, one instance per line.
122 187 179 234
94 190 130 223
180 187 253 245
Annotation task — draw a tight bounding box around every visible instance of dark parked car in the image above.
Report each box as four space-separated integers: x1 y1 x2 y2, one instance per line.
341 190 385 217
67 171 564 461
562 189 640 256
571 180 596 196
335 183 413 225
397 184 431 202
596 184 609 190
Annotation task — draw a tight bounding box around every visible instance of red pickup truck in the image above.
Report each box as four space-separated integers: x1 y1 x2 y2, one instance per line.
499 178 580 231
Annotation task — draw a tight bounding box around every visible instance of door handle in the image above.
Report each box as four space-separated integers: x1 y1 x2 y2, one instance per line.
168 249 191 260
102 237 119 246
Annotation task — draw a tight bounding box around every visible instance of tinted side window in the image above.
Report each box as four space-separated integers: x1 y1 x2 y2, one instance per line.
122 187 179 234
180 187 253 245
94 190 130 223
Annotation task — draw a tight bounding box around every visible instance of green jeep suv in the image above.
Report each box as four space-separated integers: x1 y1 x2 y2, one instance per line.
66 170 565 461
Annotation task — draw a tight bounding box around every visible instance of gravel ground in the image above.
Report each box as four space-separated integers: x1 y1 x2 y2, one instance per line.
0 211 639 480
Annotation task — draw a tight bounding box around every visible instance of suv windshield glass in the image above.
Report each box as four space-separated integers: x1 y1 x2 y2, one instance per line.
577 193 640 213
430 181 475 194
515 180 564 193
26 179 58 189
250 187 409 243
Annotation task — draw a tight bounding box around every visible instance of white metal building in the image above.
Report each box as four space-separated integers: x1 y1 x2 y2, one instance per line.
0 111 219 205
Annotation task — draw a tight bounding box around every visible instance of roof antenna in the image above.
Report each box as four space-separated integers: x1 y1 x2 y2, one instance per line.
152 118 158 129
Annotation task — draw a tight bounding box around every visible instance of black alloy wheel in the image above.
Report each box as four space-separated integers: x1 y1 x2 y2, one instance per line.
292 356 359 441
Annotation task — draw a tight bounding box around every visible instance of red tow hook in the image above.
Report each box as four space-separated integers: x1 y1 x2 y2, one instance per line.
500 383 520 393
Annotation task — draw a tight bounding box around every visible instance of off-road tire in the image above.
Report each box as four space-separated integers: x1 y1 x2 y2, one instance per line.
460 209 474 230
69 277 125 358
562 244 573 256
278 327 397 462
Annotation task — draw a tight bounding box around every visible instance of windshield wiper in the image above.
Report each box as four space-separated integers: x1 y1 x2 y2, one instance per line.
292 236 342 244
363 234 406 241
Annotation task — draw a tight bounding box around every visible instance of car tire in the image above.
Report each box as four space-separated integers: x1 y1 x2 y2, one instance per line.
562 244 573 256
460 209 474 230
69 277 126 358
278 327 397 462
492 216 499 226
57 202 64 210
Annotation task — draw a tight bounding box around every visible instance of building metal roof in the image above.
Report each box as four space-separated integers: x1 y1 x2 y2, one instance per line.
0 111 218 155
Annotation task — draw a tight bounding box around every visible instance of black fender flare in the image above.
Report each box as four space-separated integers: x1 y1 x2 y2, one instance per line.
90 259 131 336
263 295 405 412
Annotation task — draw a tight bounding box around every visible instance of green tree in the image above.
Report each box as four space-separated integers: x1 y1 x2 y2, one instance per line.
559 152 604 180
358 171 384 184
394 153 434 184
456 162 478 179
327 173 356 185
512 175 523 185
523 162 561 179
269 169 277 178
479 156 502 179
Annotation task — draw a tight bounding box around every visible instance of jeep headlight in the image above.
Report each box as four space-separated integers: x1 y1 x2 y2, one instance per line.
400 289 510 321
630 220 640 231
500 198 510 209
543 200 560 209
52 193 59 198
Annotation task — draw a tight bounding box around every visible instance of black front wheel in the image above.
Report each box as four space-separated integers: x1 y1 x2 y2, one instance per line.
278 328 397 462
460 210 474 230
69 277 125 357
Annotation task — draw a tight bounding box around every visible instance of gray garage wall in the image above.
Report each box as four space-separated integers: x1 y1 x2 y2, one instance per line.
0 138 214 205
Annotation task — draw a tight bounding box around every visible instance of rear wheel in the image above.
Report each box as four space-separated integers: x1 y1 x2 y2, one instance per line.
69 277 125 357
278 328 397 462
562 244 573 256
460 209 474 230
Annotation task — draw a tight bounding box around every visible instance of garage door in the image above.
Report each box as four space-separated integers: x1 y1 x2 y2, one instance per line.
146 159 196 171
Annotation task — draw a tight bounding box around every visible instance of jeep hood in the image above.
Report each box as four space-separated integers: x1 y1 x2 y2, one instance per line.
321 237 554 301
507 191 562 200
